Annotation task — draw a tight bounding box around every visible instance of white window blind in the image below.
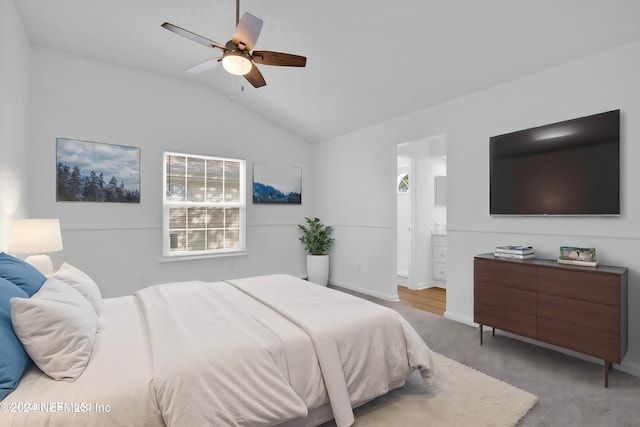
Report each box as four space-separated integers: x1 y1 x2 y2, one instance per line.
163 151 245 257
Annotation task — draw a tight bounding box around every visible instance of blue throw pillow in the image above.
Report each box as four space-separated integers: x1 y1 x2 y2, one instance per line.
0 277 31 400
0 253 46 296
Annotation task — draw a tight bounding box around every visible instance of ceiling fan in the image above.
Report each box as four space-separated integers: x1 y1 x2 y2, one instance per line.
161 0 306 88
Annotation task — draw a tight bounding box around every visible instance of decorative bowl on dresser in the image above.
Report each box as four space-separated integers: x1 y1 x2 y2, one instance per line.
473 253 628 387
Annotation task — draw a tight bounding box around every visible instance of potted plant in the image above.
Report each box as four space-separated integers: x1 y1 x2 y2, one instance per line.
298 217 334 285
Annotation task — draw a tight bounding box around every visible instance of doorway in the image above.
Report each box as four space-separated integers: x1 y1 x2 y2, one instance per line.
397 286 446 316
396 136 447 312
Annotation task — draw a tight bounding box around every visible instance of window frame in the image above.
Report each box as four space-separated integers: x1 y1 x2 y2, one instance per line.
162 151 246 259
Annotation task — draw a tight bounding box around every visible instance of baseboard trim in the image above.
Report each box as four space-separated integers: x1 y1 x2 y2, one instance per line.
615 360 640 378
329 280 400 302
417 282 448 290
443 312 476 327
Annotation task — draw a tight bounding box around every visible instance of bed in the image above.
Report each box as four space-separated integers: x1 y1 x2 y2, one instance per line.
1 267 434 427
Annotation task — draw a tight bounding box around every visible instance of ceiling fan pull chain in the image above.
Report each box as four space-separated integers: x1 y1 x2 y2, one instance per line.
229 75 235 102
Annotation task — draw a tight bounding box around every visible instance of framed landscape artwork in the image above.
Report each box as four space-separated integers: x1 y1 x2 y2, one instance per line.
252 164 302 204
56 138 141 203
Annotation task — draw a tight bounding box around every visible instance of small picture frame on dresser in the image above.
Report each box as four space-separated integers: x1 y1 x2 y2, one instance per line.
557 246 598 267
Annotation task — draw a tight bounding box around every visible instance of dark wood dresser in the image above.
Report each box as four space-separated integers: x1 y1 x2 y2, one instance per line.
474 253 628 387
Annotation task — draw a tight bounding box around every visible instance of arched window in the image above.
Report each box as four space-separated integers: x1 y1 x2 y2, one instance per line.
397 173 409 193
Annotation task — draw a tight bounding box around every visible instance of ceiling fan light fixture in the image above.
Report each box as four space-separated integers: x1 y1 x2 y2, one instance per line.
221 51 253 75
161 4 306 88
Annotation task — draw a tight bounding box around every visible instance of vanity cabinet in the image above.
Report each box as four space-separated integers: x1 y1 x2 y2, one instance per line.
432 235 447 287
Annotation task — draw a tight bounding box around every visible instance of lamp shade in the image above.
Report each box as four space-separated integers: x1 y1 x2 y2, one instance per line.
221 51 253 76
8 219 63 254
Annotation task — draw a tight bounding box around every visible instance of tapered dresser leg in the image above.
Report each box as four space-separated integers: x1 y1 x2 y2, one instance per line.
480 324 483 346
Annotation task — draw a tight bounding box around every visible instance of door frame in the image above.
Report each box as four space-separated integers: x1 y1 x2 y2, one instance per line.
396 152 418 290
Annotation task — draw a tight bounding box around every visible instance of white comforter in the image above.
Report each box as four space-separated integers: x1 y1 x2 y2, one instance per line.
228 275 434 427
137 275 434 427
2 274 434 427
135 279 324 426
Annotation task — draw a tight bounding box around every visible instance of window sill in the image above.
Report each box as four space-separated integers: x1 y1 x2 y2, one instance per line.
159 251 247 263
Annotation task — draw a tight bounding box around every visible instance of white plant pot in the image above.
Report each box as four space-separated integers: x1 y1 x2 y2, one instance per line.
307 254 329 286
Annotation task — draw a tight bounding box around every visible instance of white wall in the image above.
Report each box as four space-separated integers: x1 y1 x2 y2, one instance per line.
314 40 640 376
0 0 30 248
26 46 313 297
313 131 398 300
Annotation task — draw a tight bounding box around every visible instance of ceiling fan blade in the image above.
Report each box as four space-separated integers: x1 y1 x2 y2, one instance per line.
244 64 266 88
232 13 263 51
252 51 306 67
161 22 225 50
186 58 220 73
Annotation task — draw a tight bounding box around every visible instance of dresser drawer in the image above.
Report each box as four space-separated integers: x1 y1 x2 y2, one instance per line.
474 304 536 339
538 267 620 306
475 282 536 315
433 263 447 280
432 235 447 247
474 258 536 291
538 318 621 362
537 293 619 335
433 246 447 263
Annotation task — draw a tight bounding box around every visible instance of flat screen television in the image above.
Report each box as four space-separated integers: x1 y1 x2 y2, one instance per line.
490 109 620 215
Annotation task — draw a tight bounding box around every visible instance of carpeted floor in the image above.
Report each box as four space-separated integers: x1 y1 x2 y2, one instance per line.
325 352 537 427
334 286 640 427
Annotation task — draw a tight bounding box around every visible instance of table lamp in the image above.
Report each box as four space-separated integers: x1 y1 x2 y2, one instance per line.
8 219 63 275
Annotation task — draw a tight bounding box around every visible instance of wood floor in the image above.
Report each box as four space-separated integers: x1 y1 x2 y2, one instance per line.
397 286 446 316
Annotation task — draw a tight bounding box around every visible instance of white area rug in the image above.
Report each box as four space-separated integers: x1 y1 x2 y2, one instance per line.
345 352 538 427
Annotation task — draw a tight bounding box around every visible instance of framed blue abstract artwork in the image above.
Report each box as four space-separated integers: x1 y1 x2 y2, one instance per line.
252 164 302 204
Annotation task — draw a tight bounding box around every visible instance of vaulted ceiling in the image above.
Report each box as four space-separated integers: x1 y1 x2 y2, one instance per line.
14 0 640 142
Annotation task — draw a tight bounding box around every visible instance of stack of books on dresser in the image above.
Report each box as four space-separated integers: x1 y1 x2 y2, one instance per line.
494 245 534 260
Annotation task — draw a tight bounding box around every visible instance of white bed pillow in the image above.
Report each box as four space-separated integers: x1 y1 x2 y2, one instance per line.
53 262 103 315
10 277 98 381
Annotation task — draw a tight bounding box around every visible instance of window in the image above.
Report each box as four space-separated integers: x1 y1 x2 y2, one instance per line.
163 152 246 257
397 173 409 193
